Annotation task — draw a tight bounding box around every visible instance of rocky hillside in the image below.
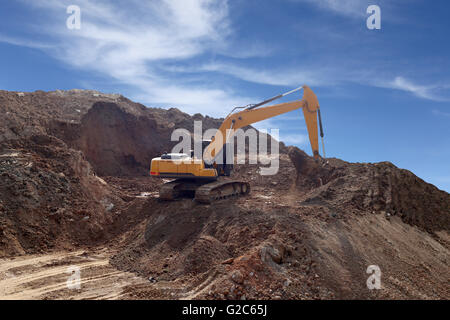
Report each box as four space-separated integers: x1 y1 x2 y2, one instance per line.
0 89 448 299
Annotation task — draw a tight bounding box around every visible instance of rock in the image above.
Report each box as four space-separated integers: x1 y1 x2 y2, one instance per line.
260 244 285 266
287 146 328 189
222 258 234 265
230 270 244 284
284 279 292 287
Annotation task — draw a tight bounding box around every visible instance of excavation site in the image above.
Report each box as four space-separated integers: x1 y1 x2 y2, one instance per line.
0 89 448 300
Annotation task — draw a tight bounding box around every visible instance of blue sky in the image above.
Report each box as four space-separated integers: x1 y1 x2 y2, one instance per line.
1 0 449 192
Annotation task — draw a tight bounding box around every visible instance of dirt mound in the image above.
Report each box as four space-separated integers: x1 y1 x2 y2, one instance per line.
71 102 227 176
49 101 226 176
0 135 121 256
0 89 221 255
68 101 163 176
288 146 450 233
0 89 278 257
0 89 123 144
1 89 223 177
111 190 449 299
287 147 333 189
112 148 449 299
110 198 329 299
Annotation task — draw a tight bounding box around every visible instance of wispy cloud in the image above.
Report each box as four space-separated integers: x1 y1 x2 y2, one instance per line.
278 133 309 146
2 0 449 114
164 62 326 87
378 76 450 102
0 34 53 49
198 62 323 87
252 116 307 147
293 0 369 17
390 77 437 100
2 0 258 116
432 109 450 118
292 0 403 23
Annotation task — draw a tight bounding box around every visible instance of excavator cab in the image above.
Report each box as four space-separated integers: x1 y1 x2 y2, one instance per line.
188 140 211 158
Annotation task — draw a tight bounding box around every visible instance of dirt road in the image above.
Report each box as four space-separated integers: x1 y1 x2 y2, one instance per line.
0 249 148 300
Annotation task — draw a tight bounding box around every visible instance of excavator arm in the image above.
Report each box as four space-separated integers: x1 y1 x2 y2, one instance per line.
204 85 323 164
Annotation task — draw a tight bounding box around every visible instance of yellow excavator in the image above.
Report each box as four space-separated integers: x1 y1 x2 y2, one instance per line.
150 85 325 203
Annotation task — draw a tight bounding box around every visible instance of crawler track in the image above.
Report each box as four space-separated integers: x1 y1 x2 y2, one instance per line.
195 180 250 203
159 181 185 200
158 179 250 203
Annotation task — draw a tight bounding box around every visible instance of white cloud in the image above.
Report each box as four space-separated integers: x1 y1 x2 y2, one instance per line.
216 42 275 59
252 119 281 132
390 77 435 100
3 0 324 116
3 0 449 114
294 0 369 17
0 34 53 49
3 0 254 117
383 77 450 102
199 63 323 87
432 109 450 118
252 117 308 147
54 0 229 68
279 133 309 146
161 61 330 88
133 85 252 116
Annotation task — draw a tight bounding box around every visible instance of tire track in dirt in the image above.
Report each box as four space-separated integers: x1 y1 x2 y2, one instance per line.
0 250 149 300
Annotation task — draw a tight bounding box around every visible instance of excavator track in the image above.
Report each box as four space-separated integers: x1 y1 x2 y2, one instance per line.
194 180 250 204
159 180 185 200
158 179 250 203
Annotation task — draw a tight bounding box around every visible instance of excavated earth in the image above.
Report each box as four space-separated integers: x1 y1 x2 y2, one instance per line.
0 89 449 300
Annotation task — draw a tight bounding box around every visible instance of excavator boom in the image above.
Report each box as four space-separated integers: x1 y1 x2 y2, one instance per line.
204 85 322 164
